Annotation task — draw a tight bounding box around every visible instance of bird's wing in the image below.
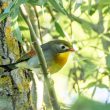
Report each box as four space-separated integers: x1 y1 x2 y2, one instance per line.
17 49 36 63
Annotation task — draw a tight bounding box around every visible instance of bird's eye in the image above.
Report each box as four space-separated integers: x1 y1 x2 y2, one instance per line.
60 44 68 51
61 45 66 49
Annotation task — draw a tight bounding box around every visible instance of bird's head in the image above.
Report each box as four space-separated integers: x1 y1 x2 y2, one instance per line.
42 40 75 73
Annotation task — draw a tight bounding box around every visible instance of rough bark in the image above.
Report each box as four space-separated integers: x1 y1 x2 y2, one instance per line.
0 1 33 110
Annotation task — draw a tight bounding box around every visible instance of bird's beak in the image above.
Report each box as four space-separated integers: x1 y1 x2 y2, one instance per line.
69 48 75 52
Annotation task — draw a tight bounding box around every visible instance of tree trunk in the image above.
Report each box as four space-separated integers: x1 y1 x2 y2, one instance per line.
0 1 33 110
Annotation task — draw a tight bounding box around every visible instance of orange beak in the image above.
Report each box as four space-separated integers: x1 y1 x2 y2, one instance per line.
69 48 75 52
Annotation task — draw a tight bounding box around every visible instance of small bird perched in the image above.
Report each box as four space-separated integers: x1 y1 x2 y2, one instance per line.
0 40 74 73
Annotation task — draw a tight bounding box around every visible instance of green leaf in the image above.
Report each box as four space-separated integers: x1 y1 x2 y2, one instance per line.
84 81 97 89
48 0 67 15
71 96 110 110
84 82 109 89
80 59 97 76
10 0 28 13
0 13 9 22
0 0 28 22
81 21 93 34
12 22 23 43
88 5 97 16
74 2 82 11
3 2 14 13
9 0 28 43
11 9 23 43
0 2 14 21
28 0 47 6
99 0 110 5
55 21 65 37
106 54 110 68
97 83 109 89
13 0 28 7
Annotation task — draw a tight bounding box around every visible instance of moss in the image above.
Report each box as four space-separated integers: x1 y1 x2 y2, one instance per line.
0 76 12 87
5 26 20 60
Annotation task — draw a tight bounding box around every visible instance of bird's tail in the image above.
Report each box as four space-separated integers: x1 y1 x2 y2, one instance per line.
0 57 30 71
0 62 17 71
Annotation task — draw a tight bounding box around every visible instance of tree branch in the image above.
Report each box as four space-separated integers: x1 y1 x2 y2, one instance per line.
20 4 60 110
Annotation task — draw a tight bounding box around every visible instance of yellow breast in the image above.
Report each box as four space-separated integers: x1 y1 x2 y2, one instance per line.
55 52 70 66
48 52 70 73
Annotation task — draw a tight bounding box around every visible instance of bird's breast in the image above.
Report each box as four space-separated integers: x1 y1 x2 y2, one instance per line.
48 52 70 73
54 52 70 66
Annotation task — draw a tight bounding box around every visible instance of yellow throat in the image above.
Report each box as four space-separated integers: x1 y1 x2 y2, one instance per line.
48 52 70 73
55 52 70 66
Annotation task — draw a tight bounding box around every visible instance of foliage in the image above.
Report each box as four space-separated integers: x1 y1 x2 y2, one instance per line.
71 96 110 110
1 0 110 109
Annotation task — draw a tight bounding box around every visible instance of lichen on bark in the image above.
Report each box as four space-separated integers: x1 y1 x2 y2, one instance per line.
0 0 34 110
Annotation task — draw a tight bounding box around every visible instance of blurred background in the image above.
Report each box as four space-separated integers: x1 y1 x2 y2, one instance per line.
1 0 110 109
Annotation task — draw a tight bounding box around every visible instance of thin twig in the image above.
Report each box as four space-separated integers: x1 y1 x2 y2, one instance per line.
91 71 99 98
69 0 73 38
20 4 60 110
46 6 55 21
34 6 43 43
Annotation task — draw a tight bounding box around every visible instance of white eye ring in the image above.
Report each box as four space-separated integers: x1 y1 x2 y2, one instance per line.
60 44 69 50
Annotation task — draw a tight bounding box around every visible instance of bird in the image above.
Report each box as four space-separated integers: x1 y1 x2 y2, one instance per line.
0 40 74 73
